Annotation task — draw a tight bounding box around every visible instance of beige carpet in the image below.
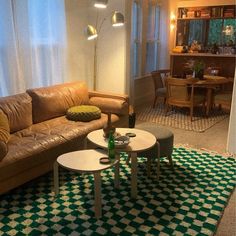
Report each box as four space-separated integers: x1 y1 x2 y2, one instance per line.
136 105 229 132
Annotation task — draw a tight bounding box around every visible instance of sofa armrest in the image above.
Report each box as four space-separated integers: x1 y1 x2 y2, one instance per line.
88 91 129 115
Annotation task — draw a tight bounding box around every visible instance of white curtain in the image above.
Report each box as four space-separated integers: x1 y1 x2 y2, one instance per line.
0 0 67 96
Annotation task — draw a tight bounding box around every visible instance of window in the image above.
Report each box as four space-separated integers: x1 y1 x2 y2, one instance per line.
0 0 67 96
131 0 160 78
28 0 66 45
188 20 206 46
131 1 142 77
208 19 223 46
145 3 160 73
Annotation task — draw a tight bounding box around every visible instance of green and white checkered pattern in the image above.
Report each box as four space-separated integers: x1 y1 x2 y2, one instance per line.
0 147 235 236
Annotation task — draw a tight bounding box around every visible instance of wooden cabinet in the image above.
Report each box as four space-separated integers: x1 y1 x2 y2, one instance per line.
176 5 236 48
170 53 235 79
178 5 235 19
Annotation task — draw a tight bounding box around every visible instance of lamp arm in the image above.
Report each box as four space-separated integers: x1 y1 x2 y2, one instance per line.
97 17 107 34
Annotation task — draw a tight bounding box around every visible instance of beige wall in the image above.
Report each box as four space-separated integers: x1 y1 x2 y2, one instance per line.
65 0 93 86
65 0 126 94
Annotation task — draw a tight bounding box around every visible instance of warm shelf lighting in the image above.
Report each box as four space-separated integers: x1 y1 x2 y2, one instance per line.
170 12 176 31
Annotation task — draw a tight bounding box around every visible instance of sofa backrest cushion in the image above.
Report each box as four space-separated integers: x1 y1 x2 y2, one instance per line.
0 93 33 133
27 81 89 123
0 110 10 161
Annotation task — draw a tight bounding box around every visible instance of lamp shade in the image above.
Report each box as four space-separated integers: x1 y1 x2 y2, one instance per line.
86 25 98 40
112 11 125 27
94 0 108 8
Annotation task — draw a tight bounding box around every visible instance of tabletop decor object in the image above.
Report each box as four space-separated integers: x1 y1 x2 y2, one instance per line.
114 135 130 148
103 112 116 138
193 60 205 80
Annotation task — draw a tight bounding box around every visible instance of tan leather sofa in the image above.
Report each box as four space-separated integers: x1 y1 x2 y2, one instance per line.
0 81 129 195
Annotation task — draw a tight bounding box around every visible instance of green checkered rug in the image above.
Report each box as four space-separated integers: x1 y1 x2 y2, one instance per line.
0 147 235 236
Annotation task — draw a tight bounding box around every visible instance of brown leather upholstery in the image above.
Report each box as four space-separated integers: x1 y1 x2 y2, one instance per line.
27 81 89 123
0 81 129 195
0 93 32 133
89 97 128 115
0 110 10 160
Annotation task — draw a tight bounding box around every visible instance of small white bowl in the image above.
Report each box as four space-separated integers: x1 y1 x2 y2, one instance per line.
114 135 130 148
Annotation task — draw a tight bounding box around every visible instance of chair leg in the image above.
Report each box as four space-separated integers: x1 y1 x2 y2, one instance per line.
190 106 194 122
167 155 174 169
165 104 169 115
153 95 158 108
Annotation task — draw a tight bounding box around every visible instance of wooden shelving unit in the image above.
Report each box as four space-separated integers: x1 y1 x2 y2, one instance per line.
177 5 235 20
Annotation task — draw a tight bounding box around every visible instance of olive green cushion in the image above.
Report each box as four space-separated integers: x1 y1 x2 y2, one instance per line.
66 105 101 122
0 110 10 161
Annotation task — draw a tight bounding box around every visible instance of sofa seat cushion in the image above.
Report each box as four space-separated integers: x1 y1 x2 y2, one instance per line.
0 113 120 182
66 105 101 121
0 131 65 181
31 113 119 141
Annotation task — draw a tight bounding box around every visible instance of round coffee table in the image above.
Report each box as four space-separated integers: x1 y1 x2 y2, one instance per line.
87 128 156 198
53 149 119 218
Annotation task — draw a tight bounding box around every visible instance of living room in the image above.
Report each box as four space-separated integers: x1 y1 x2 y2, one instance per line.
0 0 235 235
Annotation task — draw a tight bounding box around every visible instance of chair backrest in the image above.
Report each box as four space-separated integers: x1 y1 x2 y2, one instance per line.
166 78 193 103
151 69 171 90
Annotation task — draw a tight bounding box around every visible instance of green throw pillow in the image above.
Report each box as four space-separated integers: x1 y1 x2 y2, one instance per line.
66 105 101 122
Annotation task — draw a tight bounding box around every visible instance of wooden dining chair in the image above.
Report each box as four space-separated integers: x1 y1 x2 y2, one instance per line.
214 92 232 111
165 78 206 121
151 69 171 108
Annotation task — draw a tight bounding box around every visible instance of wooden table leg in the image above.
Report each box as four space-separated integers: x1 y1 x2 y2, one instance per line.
53 161 59 196
83 138 87 149
114 154 120 189
156 141 161 181
94 172 102 219
131 152 137 199
147 157 151 177
206 88 213 116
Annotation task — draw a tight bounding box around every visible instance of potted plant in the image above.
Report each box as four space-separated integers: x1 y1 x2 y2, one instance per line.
193 60 205 79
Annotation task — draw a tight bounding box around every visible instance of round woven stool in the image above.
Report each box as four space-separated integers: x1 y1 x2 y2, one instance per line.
136 123 174 179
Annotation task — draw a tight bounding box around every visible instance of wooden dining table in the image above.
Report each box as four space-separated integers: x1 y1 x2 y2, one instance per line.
185 75 233 116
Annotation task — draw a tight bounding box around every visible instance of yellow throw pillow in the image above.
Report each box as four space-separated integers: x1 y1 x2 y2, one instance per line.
0 110 10 161
66 105 101 122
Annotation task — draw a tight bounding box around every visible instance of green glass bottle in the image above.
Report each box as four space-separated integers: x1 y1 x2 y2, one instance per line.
108 131 115 162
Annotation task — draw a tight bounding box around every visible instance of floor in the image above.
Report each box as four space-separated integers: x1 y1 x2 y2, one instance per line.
136 116 236 236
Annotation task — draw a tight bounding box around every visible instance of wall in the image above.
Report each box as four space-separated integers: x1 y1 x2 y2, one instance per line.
65 0 93 86
159 0 170 69
65 0 126 94
227 70 236 155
